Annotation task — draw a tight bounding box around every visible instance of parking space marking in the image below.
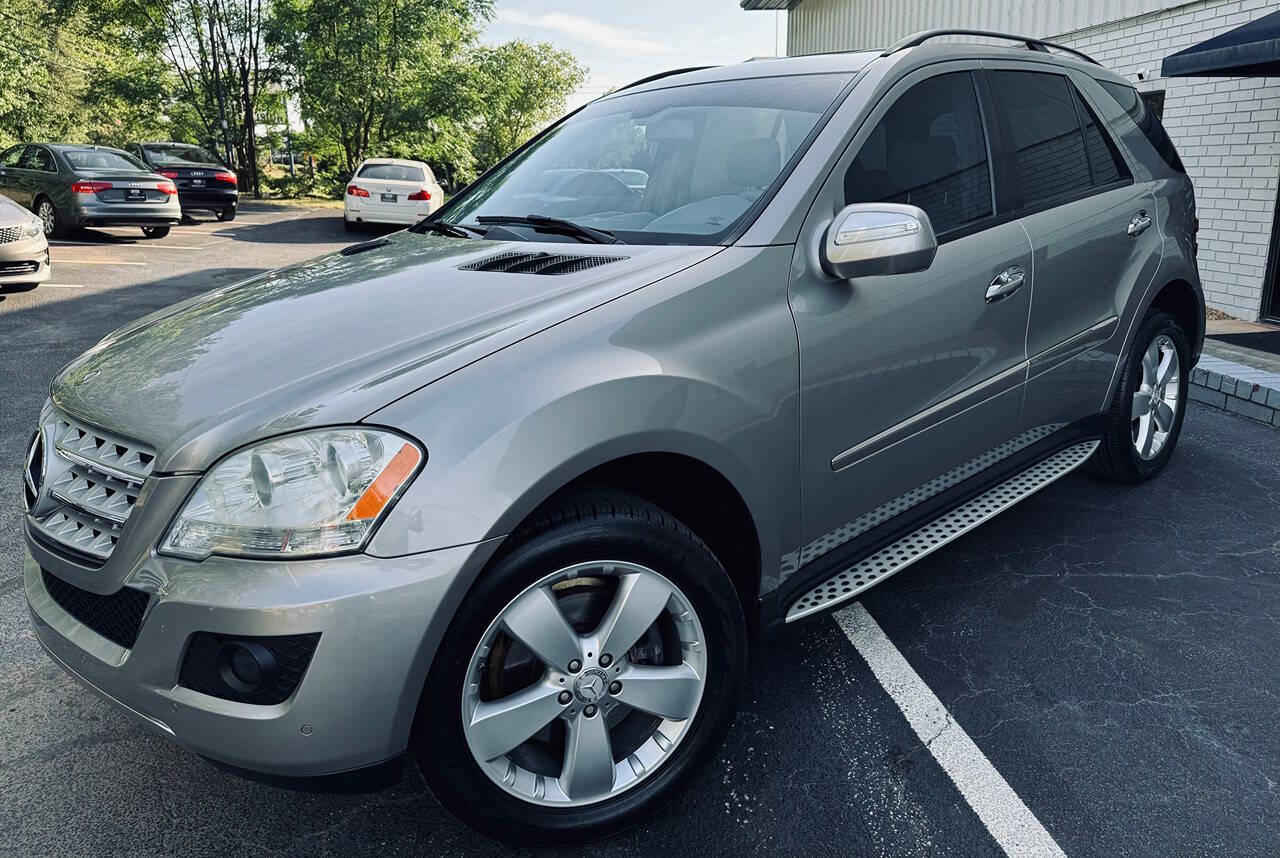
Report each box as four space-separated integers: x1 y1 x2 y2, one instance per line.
55 259 147 266
835 604 1065 858
41 283 85 288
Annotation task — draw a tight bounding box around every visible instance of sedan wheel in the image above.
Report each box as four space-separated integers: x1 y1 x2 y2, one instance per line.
36 200 59 238
462 560 707 807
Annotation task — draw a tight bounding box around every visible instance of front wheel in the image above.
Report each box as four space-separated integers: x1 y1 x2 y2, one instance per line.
1090 310 1191 482
415 489 746 844
140 226 170 239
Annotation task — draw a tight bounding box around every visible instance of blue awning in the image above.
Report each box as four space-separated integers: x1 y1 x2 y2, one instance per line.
1163 9 1280 77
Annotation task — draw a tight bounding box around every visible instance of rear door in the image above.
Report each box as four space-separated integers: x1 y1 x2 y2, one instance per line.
984 63 1162 433
789 63 1034 579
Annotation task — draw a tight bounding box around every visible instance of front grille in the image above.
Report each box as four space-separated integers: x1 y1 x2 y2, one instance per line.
29 414 155 562
0 225 23 244
41 567 150 648
459 251 627 275
0 260 38 275
179 632 322 705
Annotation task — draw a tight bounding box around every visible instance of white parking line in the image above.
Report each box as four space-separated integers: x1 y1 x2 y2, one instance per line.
55 259 147 266
41 283 85 288
835 604 1065 858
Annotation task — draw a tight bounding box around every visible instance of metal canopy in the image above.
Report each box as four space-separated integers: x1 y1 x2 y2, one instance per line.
1163 9 1280 77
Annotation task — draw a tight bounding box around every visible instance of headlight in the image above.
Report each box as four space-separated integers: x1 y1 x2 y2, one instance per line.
22 217 43 239
161 428 423 560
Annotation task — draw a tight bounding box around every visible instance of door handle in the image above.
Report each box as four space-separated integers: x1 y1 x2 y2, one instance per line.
1127 210 1152 237
985 265 1025 302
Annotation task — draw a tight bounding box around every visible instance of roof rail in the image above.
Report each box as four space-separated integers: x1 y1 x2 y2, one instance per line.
882 29 1100 66
613 66 715 94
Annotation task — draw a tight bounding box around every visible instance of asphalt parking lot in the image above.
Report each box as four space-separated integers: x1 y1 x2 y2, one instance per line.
3 206 1279 856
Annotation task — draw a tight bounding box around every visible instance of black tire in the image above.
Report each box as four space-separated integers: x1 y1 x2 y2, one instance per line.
216 206 236 222
141 226 170 239
1089 310 1191 482
34 197 64 239
343 216 358 232
414 488 747 845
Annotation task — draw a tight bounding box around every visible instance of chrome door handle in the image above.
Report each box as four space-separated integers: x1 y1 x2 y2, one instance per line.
985 265 1025 302
1127 210 1152 237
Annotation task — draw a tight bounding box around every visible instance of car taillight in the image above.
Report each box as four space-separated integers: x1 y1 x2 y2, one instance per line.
347 184 370 198
407 189 431 201
215 171 237 185
159 170 179 179
71 181 112 194
157 182 178 195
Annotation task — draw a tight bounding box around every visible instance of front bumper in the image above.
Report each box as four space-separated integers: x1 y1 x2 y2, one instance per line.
0 235 50 283
25 538 498 777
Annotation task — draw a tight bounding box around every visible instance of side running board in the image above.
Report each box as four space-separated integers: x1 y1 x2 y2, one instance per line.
786 440 1099 622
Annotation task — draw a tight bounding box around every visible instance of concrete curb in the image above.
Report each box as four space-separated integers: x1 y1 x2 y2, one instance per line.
1190 354 1280 429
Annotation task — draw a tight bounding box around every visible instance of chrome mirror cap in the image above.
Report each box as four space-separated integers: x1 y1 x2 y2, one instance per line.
820 202 938 279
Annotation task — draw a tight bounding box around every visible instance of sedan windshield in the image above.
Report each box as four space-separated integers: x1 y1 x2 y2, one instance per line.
443 74 849 245
142 144 221 166
64 149 148 172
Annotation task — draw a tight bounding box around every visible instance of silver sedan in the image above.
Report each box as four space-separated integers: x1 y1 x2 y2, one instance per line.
0 192 49 287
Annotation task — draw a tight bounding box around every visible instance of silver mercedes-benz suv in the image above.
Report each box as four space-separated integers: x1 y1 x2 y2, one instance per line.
22 30 1202 844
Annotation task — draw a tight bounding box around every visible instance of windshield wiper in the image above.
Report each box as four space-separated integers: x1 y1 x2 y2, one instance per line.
475 214 621 245
410 218 480 239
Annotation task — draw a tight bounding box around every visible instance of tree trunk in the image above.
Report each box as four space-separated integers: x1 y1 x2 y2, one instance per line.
240 60 259 197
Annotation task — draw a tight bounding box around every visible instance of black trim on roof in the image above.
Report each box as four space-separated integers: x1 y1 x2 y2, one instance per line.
1163 9 1280 77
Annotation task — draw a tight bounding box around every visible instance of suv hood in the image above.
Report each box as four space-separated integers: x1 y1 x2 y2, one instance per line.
52 233 719 471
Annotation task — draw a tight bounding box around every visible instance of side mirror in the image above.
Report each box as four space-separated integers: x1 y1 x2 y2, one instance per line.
820 202 938 280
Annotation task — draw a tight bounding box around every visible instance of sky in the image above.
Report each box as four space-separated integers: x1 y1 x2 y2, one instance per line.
481 1 786 110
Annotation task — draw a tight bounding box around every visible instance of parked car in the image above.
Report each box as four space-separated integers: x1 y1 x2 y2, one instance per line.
0 192 49 287
0 143 180 238
343 157 443 230
23 31 1202 845
129 142 238 222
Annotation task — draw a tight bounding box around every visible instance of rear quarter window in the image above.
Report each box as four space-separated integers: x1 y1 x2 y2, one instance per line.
1097 80 1185 174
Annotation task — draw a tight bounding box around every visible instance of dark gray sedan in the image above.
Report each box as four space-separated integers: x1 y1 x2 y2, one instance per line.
0 143 182 239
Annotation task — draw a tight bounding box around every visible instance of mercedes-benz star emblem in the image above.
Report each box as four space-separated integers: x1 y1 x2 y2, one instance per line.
573 668 609 704
23 430 44 512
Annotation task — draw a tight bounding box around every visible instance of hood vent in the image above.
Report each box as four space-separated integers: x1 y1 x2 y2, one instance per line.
460 251 628 275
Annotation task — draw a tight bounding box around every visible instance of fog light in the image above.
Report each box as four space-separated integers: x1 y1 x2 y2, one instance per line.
216 641 279 694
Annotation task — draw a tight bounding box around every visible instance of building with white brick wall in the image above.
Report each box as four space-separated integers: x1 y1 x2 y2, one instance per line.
743 0 1280 323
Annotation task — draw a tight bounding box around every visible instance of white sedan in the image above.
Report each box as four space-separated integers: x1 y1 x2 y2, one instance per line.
343 158 443 230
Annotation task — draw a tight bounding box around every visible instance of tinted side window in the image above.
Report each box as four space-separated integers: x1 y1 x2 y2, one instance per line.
1076 90 1130 186
845 72 993 235
0 146 22 168
1098 80 1185 174
991 71 1093 208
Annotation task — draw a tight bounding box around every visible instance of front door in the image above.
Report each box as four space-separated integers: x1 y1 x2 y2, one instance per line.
788 65 1033 578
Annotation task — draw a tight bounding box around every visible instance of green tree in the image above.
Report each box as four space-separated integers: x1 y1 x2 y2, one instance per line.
467 40 586 172
271 0 491 175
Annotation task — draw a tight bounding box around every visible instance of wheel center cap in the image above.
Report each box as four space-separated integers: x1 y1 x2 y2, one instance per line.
573 667 609 703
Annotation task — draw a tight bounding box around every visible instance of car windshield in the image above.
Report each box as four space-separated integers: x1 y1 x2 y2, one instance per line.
358 163 426 182
443 74 849 245
64 149 148 171
142 144 221 166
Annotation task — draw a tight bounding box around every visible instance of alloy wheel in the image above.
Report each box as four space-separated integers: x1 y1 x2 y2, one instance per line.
37 201 56 236
461 560 707 807
1131 333 1181 460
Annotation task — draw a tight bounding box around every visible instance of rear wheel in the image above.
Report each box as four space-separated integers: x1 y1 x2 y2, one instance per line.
343 216 358 232
141 226 170 239
415 489 746 844
215 206 236 222
35 198 63 239
1090 310 1190 482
